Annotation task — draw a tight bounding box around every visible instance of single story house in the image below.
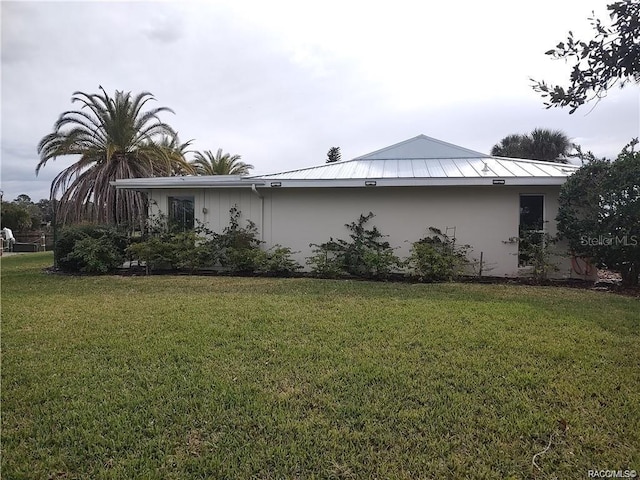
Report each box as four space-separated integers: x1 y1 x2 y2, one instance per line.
114 134 594 279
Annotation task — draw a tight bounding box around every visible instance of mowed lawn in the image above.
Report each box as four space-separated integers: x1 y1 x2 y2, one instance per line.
1 253 638 479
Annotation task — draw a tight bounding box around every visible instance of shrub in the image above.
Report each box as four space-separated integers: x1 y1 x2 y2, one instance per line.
55 224 129 272
126 237 177 272
170 231 212 272
306 244 344 278
512 229 559 282
257 246 302 275
63 236 124 274
216 206 264 273
126 206 273 275
126 230 219 273
408 227 470 281
307 213 403 278
557 139 640 286
221 247 262 274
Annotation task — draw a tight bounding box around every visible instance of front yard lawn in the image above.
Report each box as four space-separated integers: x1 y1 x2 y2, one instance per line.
2 253 638 478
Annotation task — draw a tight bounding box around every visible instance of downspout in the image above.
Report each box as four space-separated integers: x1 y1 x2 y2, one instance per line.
251 184 264 241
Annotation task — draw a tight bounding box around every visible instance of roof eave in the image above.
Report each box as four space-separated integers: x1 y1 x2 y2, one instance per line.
250 177 569 188
112 175 570 191
111 179 265 190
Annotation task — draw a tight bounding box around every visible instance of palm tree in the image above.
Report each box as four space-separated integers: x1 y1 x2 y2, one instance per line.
190 149 253 175
37 87 195 227
155 134 194 175
491 128 573 163
490 134 530 159
528 128 573 162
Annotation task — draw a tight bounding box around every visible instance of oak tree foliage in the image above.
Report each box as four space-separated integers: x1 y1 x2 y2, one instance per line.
557 139 640 286
532 0 640 113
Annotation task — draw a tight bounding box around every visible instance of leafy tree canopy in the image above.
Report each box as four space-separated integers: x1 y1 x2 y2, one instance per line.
0 194 48 231
1 202 33 231
557 139 640 286
14 194 32 204
532 0 640 113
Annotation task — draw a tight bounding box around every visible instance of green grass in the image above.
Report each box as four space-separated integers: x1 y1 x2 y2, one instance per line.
1 252 638 479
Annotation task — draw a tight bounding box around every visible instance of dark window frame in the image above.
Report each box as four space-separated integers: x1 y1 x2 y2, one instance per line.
518 194 545 267
168 195 195 232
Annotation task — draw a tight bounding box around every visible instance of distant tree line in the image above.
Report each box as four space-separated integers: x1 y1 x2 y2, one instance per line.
1 195 55 231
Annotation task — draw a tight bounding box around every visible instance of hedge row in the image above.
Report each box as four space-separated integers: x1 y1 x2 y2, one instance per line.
54 207 472 281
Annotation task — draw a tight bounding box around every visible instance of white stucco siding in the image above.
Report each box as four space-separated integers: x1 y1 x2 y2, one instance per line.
260 186 561 277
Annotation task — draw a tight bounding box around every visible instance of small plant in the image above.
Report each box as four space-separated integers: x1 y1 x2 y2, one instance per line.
216 206 264 273
306 242 344 277
408 227 471 281
307 213 402 279
512 229 560 282
257 245 302 275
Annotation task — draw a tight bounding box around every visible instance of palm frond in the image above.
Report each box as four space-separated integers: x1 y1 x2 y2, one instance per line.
190 149 253 175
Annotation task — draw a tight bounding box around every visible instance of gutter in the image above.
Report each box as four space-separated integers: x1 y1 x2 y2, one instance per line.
251 184 264 241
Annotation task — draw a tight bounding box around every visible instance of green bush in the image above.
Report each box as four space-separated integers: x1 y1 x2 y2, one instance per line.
408 228 470 281
306 244 344 277
257 246 302 275
63 236 124 274
215 206 264 273
126 237 177 272
514 229 559 282
56 224 129 272
307 213 403 279
170 231 213 272
127 206 276 275
126 231 219 273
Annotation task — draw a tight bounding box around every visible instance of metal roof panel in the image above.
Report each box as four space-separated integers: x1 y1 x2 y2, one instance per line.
113 136 580 191
354 134 489 159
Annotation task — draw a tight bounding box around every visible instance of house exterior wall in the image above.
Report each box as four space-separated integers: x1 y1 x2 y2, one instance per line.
148 185 593 279
148 188 263 234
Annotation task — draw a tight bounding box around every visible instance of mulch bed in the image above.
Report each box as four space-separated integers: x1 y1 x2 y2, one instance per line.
42 265 640 298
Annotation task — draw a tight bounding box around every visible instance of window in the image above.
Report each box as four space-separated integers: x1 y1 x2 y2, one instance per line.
519 195 544 266
168 196 195 231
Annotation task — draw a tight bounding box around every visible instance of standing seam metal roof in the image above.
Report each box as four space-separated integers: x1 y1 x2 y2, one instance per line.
251 135 578 181
112 135 579 191
253 156 578 180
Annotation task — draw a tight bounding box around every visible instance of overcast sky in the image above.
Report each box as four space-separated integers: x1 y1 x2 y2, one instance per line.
1 0 638 202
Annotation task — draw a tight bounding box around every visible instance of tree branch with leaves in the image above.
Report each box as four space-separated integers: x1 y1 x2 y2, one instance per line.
531 0 639 113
